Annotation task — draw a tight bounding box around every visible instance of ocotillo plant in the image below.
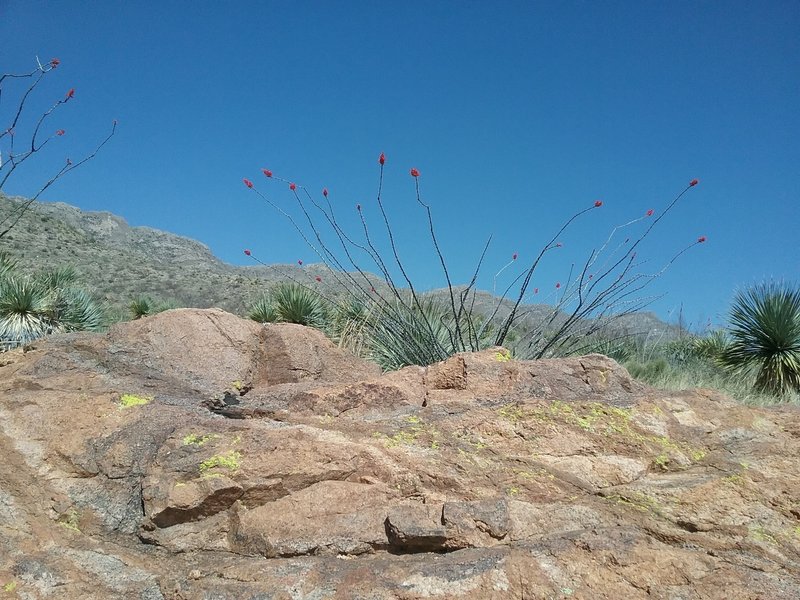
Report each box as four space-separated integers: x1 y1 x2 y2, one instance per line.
0 56 116 238
242 156 705 367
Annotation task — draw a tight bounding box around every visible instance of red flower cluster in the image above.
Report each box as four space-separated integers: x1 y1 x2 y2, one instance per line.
262 168 272 178
50 58 60 68
244 249 251 256
534 288 539 294
690 179 699 187
323 188 328 197
512 252 518 260
298 260 303 265
410 168 420 177
289 183 296 191
555 282 561 289
697 235 707 243
65 88 75 100
379 152 385 165
646 209 654 217
243 178 254 188
594 200 603 207
56 129 65 136
315 276 322 282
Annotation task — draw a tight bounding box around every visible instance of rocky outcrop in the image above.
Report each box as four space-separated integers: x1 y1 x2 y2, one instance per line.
1 309 799 598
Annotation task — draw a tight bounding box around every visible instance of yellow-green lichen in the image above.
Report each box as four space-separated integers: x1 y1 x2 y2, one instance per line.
183 433 217 446
59 509 80 532
199 450 242 475
230 380 244 391
3 581 17 593
606 492 661 514
495 349 511 362
118 393 151 408
750 526 778 545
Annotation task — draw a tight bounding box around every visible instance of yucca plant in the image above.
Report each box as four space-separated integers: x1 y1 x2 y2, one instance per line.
0 269 105 345
720 282 800 396
248 283 328 328
129 296 152 320
248 295 279 324
0 276 53 343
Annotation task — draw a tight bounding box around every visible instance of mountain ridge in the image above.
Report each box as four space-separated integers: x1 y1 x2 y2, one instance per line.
0 193 679 339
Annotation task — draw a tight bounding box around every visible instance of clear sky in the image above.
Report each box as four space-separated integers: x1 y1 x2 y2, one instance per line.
2 0 798 328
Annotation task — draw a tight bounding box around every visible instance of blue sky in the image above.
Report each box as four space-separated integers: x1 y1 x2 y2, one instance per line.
2 0 798 327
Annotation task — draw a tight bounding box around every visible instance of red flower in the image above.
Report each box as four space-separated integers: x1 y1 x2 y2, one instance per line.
646 209 654 217
243 178 254 188
410 168 420 177
315 276 322 282
379 152 386 165
534 288 539 294
556 242 563 248
323 188 328 197
244 249 251 256
689 179 699 187
56 129 65 136
50 58 60 68
588 274 594 279
512 252 518 261
289 183 296 191
298 260 303 265
697 235 707 243
594 200 603 207
65 88 75 99
262 168 272 178
555 282 561 289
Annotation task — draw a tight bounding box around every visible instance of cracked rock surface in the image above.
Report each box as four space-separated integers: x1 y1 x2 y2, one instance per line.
1 308 799 599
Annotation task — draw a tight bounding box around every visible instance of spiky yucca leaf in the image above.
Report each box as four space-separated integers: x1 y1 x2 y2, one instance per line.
720 282 800 396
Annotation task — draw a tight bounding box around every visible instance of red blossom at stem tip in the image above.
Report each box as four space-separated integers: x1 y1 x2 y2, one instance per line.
244 249 251 256
556 282 561 289
289 183 296 191
262 168 272 178
65 88 75 100
594 200 603 207
315 276 322 282
56 129 65 136
243 178 254 188
379 152 385 165
298 260 303 265
646 209 654 217
50 58 60 68
322 188 328 197
689 178 699 187
556 242 563 248
534 288 539 294
410 168 420 177
697 235 707 243
512 252 518 260
589 274 594 279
